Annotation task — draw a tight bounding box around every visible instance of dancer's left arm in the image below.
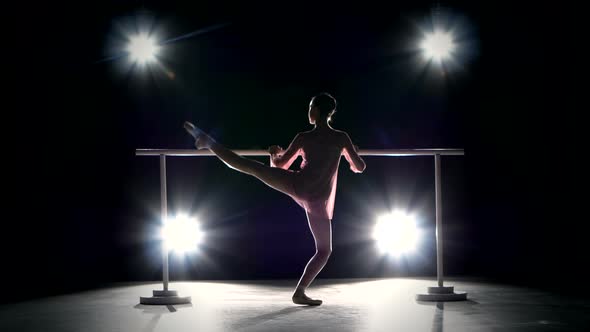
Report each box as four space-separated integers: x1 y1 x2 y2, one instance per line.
269 133 303 170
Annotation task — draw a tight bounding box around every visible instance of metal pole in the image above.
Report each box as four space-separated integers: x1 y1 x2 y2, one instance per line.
416 153 465 301
435 154 444 287
160 155 169 291
140 155 191 304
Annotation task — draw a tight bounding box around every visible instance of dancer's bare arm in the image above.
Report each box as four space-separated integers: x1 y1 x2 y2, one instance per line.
269 133 303 170
342 133 366 173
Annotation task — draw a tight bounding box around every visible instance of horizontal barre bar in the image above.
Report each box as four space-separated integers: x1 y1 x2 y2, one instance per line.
135 149 464 156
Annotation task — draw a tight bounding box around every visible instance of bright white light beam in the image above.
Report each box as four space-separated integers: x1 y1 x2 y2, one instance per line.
127 33 159 65
421 30 455 62
161 214 203 254
373 211 421 257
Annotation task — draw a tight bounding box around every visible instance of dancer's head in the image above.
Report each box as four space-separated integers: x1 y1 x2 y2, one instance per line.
309 93 337 126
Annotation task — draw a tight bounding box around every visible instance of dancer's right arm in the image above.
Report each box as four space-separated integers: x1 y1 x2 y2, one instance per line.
270 133 302 170
342 133 366 173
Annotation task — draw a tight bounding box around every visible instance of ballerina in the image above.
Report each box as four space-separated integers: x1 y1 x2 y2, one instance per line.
184 93 366 305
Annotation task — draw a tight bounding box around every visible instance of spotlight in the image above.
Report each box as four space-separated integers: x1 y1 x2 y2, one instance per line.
373 211 420 256
161 214 203 254
127 33 159 65
421 30 455 62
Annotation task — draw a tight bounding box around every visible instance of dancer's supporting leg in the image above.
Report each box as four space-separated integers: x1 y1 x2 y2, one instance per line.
186 121 330 306
292 203 332 306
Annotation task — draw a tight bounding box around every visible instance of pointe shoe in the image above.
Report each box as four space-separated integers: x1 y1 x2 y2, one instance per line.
184 121 203 139
292 293 323 306
184 121 213 149
194 136 211 150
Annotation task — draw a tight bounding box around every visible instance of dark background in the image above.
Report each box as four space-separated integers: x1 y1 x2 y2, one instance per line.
6 1 578 303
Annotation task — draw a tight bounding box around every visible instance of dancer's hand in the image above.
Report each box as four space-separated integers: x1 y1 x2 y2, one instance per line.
268 145 283 156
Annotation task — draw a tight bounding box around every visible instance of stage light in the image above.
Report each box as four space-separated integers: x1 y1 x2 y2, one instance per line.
127 33 159 65
161 214 203 254
421 29 455 62
373 211 420 256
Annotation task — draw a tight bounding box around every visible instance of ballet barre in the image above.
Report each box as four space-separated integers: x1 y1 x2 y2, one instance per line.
136 148 466 302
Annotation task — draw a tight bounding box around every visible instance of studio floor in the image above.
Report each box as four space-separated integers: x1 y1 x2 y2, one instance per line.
1 278 588 331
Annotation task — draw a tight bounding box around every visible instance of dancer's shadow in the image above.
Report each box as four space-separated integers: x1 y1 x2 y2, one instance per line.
233 306 316 331
133 303 193 332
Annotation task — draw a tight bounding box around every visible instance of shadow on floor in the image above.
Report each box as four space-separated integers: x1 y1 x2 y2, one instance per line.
133 303 193 332
232 306 317 331
415 300 481 332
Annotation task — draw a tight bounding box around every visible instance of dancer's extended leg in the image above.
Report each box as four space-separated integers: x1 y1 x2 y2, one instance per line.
292 204 332 306
184 121 296 196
